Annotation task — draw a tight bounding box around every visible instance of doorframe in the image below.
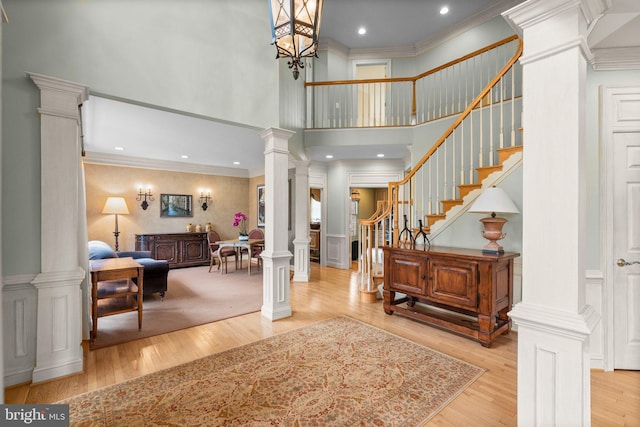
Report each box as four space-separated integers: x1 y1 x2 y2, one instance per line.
309 171 327 266
345 170 404 268
601 85 640 371
351 59 391 80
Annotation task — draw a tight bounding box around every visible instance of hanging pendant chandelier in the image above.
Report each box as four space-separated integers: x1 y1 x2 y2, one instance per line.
268 0 324 80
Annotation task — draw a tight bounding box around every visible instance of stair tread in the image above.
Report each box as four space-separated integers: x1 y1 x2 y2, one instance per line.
477 164 502 171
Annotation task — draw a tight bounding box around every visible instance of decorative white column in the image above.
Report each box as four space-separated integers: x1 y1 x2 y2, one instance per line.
502 1 602 425
260 128 294 320
28 73 88 382
292 160 310 282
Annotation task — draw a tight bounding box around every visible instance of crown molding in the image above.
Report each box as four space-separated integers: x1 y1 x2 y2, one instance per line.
318 37 349 58
320 0 523 61
591 46 640 70
348 45 417 60
416 0 524 54
83 151 250 178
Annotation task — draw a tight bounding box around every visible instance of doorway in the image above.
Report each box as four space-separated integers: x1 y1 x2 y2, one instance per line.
604 85 640 370
349 187 388 265
310 188 322 263
354 61 390 127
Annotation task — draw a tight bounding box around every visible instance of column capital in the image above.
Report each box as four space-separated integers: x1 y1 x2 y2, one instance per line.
503 0 608 64
503 0 607 33
27 72 89 120
259 127 295 141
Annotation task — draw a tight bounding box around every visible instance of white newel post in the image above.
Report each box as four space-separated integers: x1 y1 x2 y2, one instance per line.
28 73 88 382
293 160 310 282
260 128 294 320
503 1 601 425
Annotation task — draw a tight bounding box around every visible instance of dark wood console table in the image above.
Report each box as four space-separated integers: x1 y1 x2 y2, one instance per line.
135 232 209 268
382 245 519 347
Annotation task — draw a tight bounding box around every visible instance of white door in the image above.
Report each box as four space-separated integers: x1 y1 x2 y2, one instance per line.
355 63 388 127
611 88 640 370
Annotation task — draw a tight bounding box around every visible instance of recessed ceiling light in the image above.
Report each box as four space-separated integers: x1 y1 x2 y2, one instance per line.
377 153 385 158
181 155 189 159
233 161 240 165
440 6 449 15
358 27 366 35
114 146 124 151
325 154 334 159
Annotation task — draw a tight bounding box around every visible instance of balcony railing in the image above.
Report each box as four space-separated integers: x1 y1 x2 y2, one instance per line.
306 35 521 130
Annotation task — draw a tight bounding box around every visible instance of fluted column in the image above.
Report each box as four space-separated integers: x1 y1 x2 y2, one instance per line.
502 1 603 425
259 128 294 320
292 160 310 282
28 73 88 382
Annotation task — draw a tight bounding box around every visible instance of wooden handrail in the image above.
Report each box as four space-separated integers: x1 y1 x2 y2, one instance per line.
305 35 519 88
359 36 523 230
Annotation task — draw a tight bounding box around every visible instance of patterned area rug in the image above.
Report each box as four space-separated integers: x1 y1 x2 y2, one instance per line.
60 317 484 426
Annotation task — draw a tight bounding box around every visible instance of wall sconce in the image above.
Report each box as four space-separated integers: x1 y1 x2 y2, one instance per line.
199 191 212 211
137 186 154 210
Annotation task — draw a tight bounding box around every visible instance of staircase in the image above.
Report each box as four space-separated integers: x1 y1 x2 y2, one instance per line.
350 36 524 298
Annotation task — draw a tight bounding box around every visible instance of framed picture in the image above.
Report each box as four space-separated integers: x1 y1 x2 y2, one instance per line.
257 185 265 227
160 194 193 217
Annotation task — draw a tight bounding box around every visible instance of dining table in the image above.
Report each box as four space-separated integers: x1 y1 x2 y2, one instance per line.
215 238 265 275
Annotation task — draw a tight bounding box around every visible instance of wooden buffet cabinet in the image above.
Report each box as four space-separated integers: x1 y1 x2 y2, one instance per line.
135 232 209 268
382 245 519 347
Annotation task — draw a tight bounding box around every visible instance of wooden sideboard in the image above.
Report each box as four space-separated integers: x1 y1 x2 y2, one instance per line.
382 245 519 347
135 232 209 268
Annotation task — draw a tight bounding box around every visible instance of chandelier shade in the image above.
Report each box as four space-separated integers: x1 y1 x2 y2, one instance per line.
269 0 324 79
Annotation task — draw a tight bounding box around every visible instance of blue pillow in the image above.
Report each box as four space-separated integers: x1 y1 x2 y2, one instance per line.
88 240 118 260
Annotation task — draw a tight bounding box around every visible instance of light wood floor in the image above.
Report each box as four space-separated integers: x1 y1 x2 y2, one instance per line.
5 264 639 426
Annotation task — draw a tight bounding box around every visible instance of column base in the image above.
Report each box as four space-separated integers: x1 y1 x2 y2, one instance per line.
509 302 599 426
261 251 293 321
31 268 85 383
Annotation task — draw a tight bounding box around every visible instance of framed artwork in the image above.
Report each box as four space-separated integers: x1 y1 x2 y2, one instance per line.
160 194 193 217
257 185 265 227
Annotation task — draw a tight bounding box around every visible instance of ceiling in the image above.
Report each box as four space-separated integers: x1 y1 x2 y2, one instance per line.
83 0 640 174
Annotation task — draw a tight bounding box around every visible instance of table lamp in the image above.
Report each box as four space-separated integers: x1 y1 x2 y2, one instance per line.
102 197 129 251
468 186 519 253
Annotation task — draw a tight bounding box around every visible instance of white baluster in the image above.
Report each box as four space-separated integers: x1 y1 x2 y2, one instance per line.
489 86 494 167
460 118 465 186
511 64 516 147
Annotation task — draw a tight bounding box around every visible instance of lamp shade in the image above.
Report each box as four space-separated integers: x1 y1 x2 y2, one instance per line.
102 197 130 215
469 186 519 215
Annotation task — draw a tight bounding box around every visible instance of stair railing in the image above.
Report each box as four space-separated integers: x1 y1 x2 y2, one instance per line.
306 35 520 130
357 36 523 295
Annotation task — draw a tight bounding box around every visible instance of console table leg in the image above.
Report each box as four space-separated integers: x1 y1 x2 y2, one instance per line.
477 314 495 347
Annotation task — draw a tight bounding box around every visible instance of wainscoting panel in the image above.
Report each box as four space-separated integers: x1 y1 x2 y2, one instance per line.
3 277 38 386
325 234 348 269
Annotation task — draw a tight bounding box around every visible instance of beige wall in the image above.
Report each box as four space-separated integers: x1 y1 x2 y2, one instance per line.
85 163 264 251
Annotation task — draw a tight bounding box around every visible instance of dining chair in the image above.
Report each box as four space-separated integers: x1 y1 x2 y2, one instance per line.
241 228 264 272
207 230 237 273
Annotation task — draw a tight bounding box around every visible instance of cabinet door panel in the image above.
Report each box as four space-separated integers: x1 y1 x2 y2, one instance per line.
388 255 426 295
494 261 511 309
183 239 206 262
155 241 179 264
428 258 478 310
